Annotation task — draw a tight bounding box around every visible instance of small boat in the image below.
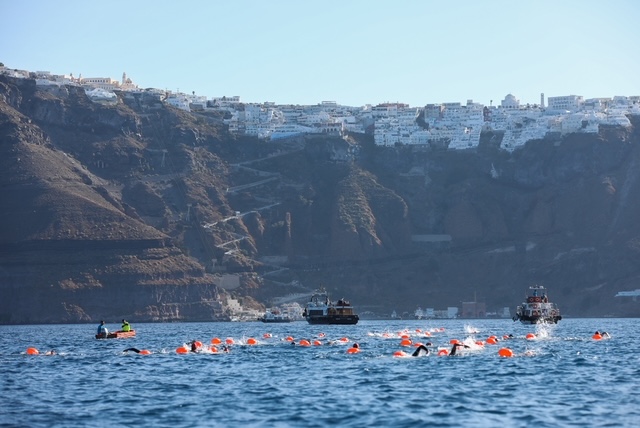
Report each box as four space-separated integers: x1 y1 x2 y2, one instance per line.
95 330 136 339
302 288 359 325
513 285 562 324
260 309 293 323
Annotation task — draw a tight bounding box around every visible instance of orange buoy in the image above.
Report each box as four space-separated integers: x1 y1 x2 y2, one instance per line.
498 348 514 358
347 347 360 354
211 337 222 345
210 346 218 353
318 332 326 337
247 338 257 345
437 349 449 356
194 341 203 348
526 333 536 340
415 329 422 333
299 339 311 347
176 346 189 354
401 334 410 339
393 350 408 357
449 339 461 345
413 342 424 348
592 333 603 340
139 350 151 355
313 340 322 346
26 347 39 355
225 338 234 345
285 336 294 342
263 333 272 339
423 332 431 337
339 337 349 342
486 337 498 345
400 339 412 347
475 341 485 346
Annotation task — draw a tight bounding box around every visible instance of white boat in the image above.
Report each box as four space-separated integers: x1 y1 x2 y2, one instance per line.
259 309 293 323
513 285 562 324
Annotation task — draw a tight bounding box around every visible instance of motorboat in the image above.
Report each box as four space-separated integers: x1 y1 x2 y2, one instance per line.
513 285 561 324
302 288 359 325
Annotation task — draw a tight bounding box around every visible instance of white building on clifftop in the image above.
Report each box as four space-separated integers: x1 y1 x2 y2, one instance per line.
81 72 138 91
547 95 584 112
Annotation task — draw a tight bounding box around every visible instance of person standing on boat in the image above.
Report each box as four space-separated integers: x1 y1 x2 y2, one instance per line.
121 319 131 332
97 321 108 336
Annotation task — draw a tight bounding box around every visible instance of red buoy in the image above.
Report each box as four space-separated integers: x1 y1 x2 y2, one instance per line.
498 348 514 358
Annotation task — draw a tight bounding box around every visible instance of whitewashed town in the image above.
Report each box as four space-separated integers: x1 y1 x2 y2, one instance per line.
3 66 639 154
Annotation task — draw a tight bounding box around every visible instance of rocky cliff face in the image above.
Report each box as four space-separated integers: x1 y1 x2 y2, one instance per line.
0 78 236 323
363 122 640 317
2 74 640 323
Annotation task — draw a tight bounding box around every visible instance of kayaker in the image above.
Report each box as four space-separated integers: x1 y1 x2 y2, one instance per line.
121 319 131 332
97 321 108 337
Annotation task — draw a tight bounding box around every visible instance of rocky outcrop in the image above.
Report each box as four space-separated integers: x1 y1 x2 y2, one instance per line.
330 167 410 259
0 77 230 323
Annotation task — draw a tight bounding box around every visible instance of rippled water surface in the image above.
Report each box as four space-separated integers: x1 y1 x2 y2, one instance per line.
1 318 638 427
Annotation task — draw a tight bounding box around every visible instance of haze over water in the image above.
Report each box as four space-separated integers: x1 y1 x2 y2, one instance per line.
1 318 637 427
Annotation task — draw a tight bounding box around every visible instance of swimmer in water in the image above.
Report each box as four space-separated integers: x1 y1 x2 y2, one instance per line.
595 331 611 338
189 340 207 352
123 348 152 355
449 343 470 356
44 350 57 356
411 342 433 357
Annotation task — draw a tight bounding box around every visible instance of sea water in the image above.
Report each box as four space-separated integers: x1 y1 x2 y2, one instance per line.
0 318 638 427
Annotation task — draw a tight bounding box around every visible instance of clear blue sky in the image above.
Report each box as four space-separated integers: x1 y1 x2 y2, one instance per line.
2 0 639 107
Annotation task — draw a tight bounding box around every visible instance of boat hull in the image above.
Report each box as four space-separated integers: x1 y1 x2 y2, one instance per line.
305 315 359 325
95 330 136 339
516 315 562 325
260 318 293 323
